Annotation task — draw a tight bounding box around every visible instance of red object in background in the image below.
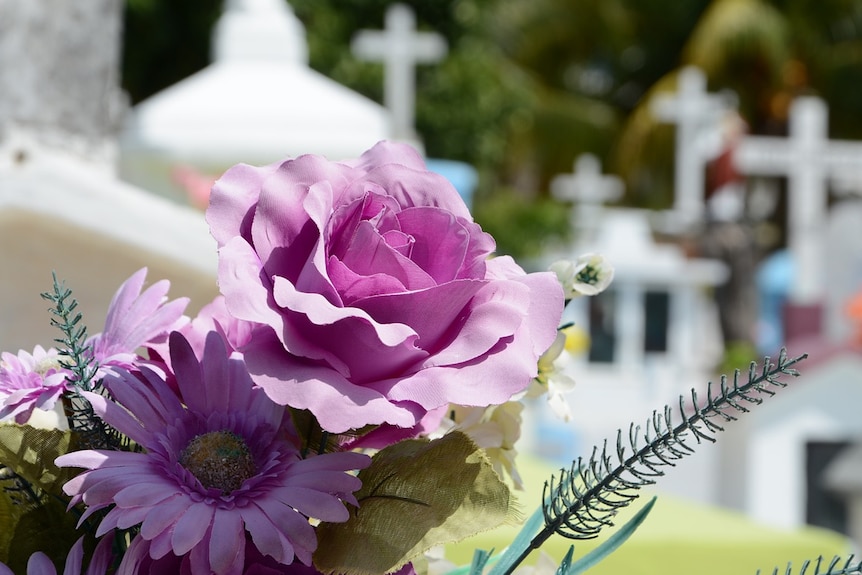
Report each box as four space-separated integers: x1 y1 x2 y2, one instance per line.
171 164 217 209
848 291 862 345
784 303 824 342
706 112 748 198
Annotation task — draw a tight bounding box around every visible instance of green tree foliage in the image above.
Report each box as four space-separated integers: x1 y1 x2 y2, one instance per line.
121 0 862 256
122 0 222 105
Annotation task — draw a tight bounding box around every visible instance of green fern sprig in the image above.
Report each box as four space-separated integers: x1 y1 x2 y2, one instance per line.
543 349 804 540
760 556 862 575
500 350 806 575
39 273 99 391
40 274 129 451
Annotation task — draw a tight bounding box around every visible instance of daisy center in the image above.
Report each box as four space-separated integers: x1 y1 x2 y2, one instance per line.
180 431 257 494
33 356 65 376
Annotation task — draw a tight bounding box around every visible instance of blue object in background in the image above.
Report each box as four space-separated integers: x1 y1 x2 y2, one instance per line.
756 249 794 354
426 158 478 208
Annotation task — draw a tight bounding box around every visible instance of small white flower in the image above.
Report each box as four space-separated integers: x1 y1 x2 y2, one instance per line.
512 551 560 575
550 253 614 298
529 330 577 421
435 402 526 489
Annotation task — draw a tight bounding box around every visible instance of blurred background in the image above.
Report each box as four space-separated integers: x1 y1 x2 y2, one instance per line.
119 0 862 257
4 0 862 571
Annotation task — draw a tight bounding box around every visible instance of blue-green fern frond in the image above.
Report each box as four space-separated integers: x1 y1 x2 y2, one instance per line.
760 556 862 575
541 349 805 540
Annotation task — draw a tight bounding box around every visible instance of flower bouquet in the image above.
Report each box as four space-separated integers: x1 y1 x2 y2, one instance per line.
0 142 851 575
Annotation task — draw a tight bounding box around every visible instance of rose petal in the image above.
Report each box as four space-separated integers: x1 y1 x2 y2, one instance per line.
244 332 419 432
339 220 434 291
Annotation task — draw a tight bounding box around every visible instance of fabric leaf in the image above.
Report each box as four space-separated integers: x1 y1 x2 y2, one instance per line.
5 501 84 572
314 431 514 575
0 424 78 498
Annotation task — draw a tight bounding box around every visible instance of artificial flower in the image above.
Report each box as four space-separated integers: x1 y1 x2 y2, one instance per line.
443 401 525 489
57 331 369 575
121 535 419 575
0 268 187 427
118 534 328 575
550 254 614 299
88 267 189 374
175 296 255 358
0 535 114 575
207 141 563 434
528 330 576 422
0 345 71 425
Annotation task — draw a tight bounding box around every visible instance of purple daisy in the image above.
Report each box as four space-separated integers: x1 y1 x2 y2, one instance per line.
89 267 189 373
118 535 418 575
56 331 369 575
0 535 114 575
0 268 188 426
0 345 72 424
117 534 331 574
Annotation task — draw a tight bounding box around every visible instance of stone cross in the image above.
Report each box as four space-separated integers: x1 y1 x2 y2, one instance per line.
652 66 735 224
351 3 447 141
734 97 862 303
551 154 623 232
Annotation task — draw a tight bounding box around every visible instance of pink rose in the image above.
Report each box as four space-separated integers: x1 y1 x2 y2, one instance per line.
207 141 563 434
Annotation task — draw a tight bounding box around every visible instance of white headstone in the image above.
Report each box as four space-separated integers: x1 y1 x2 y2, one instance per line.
213 0 307 63
824 201 862 342
0 1 219 353
0 0 125 167
551 154 623 234
352 3 447 142
569 210 727 373
734 97 862 303
652 67 735 225
120 0 392 201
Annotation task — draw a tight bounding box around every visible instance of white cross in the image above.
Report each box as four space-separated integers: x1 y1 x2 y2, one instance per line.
551 154 624 231
652 66 735 224
351 4 447 141
734 96 862 303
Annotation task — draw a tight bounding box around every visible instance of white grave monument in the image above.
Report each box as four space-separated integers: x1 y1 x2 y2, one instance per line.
352 3 447 144
652 67 736 226
551 154 623 240
120 0 393 202
0 0 219 353
734 97 862 303
538 209 728 501
824 201 862 342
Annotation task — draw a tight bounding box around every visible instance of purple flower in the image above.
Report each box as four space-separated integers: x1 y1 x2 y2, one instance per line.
0 535 114 575
207 141 564 434
175 296 255 358
117 534 336 574
0 269 188 426
89 268 189 374
0 345 71 424
56 332 369 575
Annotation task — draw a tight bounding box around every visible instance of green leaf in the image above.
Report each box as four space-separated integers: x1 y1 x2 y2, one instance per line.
565 496 657 575
5 499 84 573
556 546 575 575
470 548 494 575
0 424 78 498
0 482 26 564
314 431 514 575
486 504 546 575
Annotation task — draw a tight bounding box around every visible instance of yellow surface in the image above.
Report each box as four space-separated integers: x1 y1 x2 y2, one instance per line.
446 456 852 574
